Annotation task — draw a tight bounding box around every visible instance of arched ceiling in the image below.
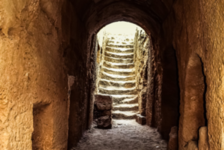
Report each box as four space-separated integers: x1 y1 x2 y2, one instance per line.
69 0 174 36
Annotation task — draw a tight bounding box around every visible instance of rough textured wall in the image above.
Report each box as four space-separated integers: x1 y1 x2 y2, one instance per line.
152 69 163 129
162 0 224 149
146 10 179 141
134 30 150 116
146 38 163 129
0 0 69 149
66 12 92 149
0 0 92 149
146 36 155 126
160 46 179 140
95 33 108 94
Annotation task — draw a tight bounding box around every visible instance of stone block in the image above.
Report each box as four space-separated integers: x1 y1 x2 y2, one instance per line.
95 116 112 129
198 126 209 150
187 141 198 150
94 94 112 129
95 94 112 110
136 114 146 125
167 126 178 150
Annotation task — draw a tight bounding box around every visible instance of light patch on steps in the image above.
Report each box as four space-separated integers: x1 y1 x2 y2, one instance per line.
106 47 134 51
102 66 135 72
113 104 138 108
112 110 138 116
105 51 134 56
101 71 135 78
99 86 136 91
104 56 133 61
104 61 135 66
97 94 137 99
99 79 136 84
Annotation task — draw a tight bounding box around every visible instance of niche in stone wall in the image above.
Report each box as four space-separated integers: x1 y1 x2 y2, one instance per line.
179 54 207 148
32 104 53 150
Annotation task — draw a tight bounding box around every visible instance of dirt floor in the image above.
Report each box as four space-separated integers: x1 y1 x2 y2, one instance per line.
72 119 167 150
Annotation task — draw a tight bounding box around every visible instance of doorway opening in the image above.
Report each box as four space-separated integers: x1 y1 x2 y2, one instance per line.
94 21 150 126
73 21 167 150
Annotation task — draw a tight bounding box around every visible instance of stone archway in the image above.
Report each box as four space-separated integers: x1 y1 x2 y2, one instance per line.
179 54 207 149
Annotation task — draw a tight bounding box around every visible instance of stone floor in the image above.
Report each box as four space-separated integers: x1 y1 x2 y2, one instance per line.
72 120 167 150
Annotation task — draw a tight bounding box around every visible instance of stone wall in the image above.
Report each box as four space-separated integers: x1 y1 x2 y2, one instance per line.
161 0 224 149
147 38 163 130
66 7 93 149
134 30 150 116
0 0 92 149
95 32 108 94
145 10 179 141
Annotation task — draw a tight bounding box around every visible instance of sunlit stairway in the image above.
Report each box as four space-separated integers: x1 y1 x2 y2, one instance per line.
98 35 139 119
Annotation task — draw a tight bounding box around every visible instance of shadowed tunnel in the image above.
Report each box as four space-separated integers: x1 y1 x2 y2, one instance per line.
0 0 223 150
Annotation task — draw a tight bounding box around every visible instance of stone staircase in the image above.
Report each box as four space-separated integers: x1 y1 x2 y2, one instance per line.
98 35 139 119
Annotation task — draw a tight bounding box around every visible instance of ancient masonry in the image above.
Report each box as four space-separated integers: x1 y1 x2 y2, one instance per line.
97 34 139 120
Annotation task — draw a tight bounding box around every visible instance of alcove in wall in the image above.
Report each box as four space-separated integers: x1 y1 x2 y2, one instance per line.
179 54 207 148
32 104 53 150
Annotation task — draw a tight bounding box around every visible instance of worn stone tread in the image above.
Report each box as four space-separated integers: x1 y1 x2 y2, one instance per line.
103 61 135 69
112 110 138 119
99 79 136 88
98 35 139 120
113 104 138 111
105 51 134 58
104 56 133 63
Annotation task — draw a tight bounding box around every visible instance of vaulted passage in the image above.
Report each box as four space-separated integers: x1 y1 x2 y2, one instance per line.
80 22 167 149
0 0 222 150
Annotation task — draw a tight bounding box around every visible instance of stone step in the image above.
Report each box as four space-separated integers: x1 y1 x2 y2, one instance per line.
112 111 137 119
99 79 136 88
108 41 134 45
109 39 134 43
101 67 135 76
104 56 133 63
103 61 135 69
121 96 139 104
108 36 134 42
99 85 136 92
105 51 134 59
107 44 134 49
101 72 135 81
106 47 134 53
99 85 136 91
96 95 138 104
97 94 136 100
113 96 138 104
99 87 137 95
113 104 138 111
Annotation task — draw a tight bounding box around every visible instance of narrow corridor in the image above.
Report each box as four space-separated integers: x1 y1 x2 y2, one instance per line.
1 0 219 149
72 120 167 150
